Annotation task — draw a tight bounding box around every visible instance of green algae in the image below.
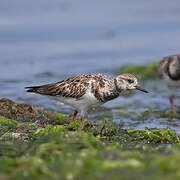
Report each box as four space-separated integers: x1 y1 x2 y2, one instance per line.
0 130 180 180
127 127 179 144
0 116 19 135
128 108 180 122
1 99 180 179
136 108 153 120
54 113 68 125
154 110 180 119
33 125 65 138
112 62 158 81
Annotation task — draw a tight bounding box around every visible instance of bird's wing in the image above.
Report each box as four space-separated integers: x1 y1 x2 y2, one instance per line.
158 54 180 81
25 75 91 99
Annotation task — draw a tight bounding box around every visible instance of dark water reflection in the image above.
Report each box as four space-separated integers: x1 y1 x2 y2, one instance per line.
0 0 180 132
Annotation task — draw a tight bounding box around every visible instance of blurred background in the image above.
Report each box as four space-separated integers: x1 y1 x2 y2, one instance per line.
0 0 180 131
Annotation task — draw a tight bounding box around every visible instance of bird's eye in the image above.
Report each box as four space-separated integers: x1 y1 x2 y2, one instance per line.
127 79 134 83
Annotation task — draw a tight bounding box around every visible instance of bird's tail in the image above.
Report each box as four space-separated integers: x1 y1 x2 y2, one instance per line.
25 83 56 96
25 86 42 93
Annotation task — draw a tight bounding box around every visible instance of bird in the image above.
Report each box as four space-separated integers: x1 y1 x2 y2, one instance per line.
25 73 148 121
158 54 180 114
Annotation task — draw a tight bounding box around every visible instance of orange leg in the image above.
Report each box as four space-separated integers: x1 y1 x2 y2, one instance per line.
169 96 176 114
79 117 83 122
71 110 78 122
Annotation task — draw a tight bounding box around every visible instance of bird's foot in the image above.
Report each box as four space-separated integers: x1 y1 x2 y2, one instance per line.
76 117 84 123
68 116 84 123
67 110 79 123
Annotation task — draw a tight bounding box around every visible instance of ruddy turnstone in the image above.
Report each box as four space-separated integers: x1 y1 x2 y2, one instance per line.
158 54 180 114
25 73 148 121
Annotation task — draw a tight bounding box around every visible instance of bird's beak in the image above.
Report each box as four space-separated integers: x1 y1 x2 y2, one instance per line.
135 86 149 93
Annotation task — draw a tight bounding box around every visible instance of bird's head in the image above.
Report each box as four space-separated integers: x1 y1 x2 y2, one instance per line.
114 73 148 93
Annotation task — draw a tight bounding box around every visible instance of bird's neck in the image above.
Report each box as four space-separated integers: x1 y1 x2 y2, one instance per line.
113 78 122 92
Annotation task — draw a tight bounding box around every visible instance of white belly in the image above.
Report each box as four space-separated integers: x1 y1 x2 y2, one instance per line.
47 88 103 110
164 73 180 88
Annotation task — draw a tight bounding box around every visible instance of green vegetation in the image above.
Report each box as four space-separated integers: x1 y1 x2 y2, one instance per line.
115 108 180 122
0 119 180 180
112 62 158 81
0 116 19 135
127 127 179 144
0 98 180 179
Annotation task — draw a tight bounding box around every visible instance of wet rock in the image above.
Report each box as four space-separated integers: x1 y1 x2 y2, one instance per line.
0 98 54 122
0 98 37 121
0 99 180 180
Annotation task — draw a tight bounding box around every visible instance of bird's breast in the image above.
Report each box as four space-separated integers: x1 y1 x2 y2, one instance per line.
164 73 180 88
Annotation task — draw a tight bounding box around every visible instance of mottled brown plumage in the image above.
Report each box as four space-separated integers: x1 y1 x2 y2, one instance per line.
26 74 119 103
26 73 148 120
26 75 89 99
158 54 180 81
158 54 180 114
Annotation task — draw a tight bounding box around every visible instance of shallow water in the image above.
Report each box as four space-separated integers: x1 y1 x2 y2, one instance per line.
0 0 180 132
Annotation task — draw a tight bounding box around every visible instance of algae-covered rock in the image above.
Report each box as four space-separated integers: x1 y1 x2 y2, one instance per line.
0 98 180 179
127 108 180 122
0 130 180 180
0 116 19 135
136 108 153 120
0 98 55 122
55 113 68 125
0 98 38 121
154 110 180 119
127 127 179 144
0 132 29 141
